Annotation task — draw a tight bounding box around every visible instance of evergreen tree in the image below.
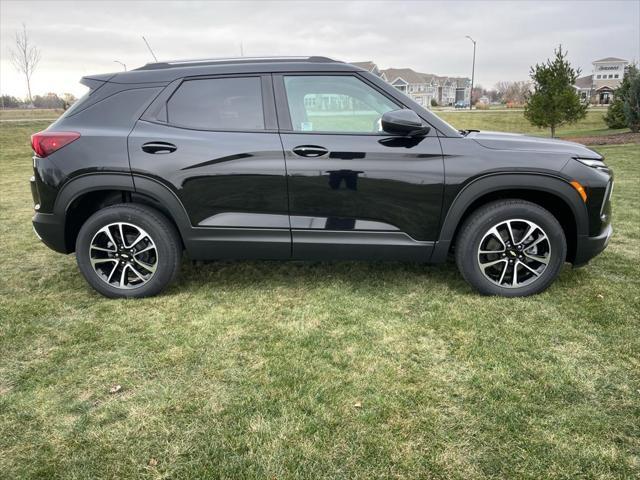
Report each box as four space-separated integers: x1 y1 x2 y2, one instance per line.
524 46 587 137
604 96 627 129
604 65 638 129
622 66 640 132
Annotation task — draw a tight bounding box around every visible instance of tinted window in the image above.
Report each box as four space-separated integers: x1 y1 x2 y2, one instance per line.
167 77 264 130
57 87 92 119
283 75 398 133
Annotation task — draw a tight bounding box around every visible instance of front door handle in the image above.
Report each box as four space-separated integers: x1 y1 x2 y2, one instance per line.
142 141 177 154
292 145 328 157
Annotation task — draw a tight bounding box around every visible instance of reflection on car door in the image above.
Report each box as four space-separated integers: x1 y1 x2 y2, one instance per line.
274 73 444 261
128 75 290 260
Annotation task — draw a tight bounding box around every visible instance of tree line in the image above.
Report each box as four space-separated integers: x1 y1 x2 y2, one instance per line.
469 81 531 106
1 93 77 110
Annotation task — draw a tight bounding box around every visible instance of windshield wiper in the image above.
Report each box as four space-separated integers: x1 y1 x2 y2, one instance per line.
459 129 480 136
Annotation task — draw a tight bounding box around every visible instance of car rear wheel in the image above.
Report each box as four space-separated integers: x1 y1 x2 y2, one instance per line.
76 204 182 298
455 200 566 297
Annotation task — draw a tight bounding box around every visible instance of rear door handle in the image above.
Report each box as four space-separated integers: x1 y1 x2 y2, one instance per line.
292 145 328 157
142 141 177 154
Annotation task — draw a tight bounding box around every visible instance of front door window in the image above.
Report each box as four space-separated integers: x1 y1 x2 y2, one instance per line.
283 75 398 134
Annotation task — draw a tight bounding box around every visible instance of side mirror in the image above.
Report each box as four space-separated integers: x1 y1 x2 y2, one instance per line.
381 109 430 137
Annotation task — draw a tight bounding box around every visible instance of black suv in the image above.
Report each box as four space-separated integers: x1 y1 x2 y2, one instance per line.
30 56 613 298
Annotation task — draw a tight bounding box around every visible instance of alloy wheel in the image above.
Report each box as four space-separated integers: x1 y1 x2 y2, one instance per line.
477 219 551 288
89 222 158 289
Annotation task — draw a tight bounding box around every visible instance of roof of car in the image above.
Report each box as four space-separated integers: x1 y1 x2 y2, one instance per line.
105 56 359 84
135 56 341 70
83 56 461 137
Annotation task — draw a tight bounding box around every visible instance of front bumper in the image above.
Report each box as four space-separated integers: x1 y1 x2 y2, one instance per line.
573 224 612 267
32 212 68 253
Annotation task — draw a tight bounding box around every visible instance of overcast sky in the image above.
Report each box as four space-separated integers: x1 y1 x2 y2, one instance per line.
1 0 639 97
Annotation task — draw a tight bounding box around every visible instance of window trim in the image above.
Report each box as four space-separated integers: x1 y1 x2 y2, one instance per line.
273 72 433 136
141 73 278 133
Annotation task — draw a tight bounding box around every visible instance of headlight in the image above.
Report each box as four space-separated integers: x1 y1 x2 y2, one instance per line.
574 157 608 171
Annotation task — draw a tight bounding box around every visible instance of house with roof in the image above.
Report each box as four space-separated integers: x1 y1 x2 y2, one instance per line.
380 68 436 107
574 57 629 105
350 62 470 108
350 61 382 77
380 68 470 107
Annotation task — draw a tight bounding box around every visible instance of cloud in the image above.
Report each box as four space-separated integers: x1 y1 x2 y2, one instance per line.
1 0 638 97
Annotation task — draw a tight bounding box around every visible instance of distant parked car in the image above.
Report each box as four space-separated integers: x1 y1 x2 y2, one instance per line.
30 56 613 298
454 100 469 108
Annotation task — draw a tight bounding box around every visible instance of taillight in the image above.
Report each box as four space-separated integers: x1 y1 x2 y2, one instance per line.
31 131 80 158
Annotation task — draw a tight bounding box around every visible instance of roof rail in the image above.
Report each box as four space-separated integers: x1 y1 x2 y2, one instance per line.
135 56 339 71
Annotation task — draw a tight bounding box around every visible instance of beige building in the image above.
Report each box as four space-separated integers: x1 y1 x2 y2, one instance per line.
574 57 629 104
351 61 471 108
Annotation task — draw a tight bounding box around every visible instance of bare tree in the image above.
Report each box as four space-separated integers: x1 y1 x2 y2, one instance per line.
494 80 531 105
10 23 41 105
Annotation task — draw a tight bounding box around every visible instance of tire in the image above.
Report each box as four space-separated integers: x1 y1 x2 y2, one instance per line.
455 199 566 297
75 203 182 298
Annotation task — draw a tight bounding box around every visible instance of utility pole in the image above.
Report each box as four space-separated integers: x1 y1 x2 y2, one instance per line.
466 35 476 110
142 36 158 62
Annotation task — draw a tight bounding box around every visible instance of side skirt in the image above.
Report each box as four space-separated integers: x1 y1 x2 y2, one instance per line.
291 230 434 262
185 227 291 260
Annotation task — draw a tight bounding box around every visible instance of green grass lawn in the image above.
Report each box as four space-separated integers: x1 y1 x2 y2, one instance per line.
0 108 63 121
1 122 639 479
437 109 627 138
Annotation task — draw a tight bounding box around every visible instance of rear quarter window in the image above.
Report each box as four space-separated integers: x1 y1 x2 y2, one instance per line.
56 88 91 119
167 77 265 130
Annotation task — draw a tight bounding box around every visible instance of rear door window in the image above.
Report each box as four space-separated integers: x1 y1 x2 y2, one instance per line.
167 77 265 130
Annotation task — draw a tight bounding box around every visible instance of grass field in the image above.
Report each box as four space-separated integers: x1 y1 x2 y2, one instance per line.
0 108 63 121
1 121 639 479
437 109 627 138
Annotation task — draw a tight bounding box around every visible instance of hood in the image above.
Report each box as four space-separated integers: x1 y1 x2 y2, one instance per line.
468 131 602 159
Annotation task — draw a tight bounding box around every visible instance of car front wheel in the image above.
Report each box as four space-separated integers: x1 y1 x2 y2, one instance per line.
455 199 566 297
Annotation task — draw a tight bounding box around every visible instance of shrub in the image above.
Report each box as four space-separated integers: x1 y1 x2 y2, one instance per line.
623 67 640 132
604 98 627 128
604 64 639 132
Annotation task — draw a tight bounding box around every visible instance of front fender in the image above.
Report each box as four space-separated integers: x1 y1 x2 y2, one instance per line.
430 173 589 263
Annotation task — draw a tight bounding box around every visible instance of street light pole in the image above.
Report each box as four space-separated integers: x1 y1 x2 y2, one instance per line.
113 60 127 71
466 35 476 110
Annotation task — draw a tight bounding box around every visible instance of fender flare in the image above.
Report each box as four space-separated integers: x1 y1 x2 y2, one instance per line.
54 172 193 241
54 173 135 217
430 173 589 263
131 175 192 234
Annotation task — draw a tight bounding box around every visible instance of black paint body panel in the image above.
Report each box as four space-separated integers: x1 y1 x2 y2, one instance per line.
280 132 444 241
30 58 613 267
